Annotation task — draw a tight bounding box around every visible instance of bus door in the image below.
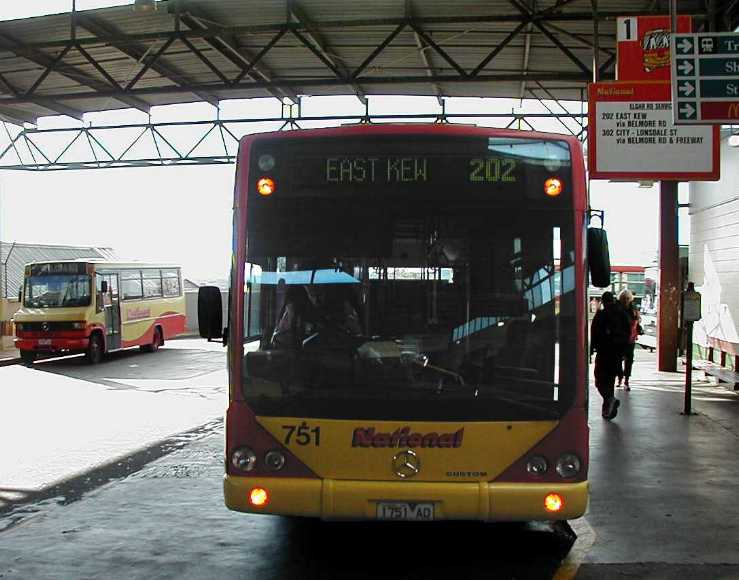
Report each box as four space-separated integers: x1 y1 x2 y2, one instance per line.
97 273 121 350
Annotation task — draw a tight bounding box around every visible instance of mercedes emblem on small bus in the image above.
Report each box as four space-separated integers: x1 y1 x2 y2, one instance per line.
392 449 421 479
41 322 49 332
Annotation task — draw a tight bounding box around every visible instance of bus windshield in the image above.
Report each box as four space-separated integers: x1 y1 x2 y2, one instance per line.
241 134 576 422
24 275 92 308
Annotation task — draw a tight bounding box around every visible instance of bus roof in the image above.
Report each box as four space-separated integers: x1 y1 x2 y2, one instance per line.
23 259 181 270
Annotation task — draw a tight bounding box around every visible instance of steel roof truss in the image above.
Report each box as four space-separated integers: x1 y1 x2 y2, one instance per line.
179 36 230 85
124 36 177 91
413 29 443 105
76 13 219 107
406 1 443 105
289 1 367 103
232 28 288 86
25 45 73 96
0 32 149 114
179 10 298 103
527 88 577 136
75 43 121 90
472 20 529 77
289 28 345 80
407 22 468 78
1 111 588 170
533 21 592 76
351 23 407 79
508 0 592 77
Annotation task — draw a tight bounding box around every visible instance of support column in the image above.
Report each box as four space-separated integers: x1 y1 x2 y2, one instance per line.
658 181 680 371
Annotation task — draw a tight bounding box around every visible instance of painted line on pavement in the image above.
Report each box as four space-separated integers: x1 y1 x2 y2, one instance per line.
552 516 596 580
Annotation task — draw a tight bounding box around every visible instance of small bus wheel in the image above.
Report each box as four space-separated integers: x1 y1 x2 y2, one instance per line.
86 333 104 364
20 350 35 366
142 327 162 353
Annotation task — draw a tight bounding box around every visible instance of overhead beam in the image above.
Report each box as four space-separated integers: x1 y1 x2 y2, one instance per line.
519 2 535 101
75 13 220 107
16 7 711 51
0 105 37 126
289 0 367 104
0 110 588 170
178 9 299 103
406 1 444 106
0 71 599 108
0 67 85 121
0 32 150 114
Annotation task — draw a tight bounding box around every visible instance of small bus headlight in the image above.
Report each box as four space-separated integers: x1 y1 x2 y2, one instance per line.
15 323 23 331
264 450 286 471
526 456 549 475
72 322 85 329
231 447 257 472
555 453 581 478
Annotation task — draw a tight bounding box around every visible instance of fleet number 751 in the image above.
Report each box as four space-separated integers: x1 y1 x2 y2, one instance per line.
281 422 321 446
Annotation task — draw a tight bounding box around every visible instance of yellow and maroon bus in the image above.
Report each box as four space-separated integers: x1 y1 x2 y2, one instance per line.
199 124 609 522
14 260 185 364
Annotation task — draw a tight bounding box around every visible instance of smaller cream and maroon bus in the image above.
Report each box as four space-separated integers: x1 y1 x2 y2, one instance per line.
14 260 186 364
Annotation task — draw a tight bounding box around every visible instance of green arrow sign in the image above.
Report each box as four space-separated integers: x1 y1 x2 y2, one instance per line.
677 102 697 120
675 58 696 76
675 36 695 55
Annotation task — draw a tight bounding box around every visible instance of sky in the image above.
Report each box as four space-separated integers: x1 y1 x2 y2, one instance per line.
0 1 691 281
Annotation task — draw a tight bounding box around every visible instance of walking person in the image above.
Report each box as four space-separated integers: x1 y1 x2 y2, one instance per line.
616 289 641 390
590 291 631 420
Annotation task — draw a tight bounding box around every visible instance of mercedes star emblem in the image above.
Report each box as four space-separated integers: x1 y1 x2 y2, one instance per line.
41 322 49 332
392 448 421 479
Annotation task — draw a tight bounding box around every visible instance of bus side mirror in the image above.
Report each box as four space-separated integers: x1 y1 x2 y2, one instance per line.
587 227 611 288
18 286 22 302
101 280 108 293
198 286 224 342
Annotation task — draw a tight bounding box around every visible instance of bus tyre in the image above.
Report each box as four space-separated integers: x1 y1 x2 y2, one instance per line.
142 327 162 353
86 333 104 365
20 350 35 366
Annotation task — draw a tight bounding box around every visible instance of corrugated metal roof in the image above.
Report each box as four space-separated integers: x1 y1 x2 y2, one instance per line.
0 0 724 125
0 242 117 298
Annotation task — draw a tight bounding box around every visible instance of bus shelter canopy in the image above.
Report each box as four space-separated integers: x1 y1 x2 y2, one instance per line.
0 0 728 125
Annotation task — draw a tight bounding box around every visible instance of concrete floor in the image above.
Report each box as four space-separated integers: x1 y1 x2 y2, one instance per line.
0 345 738 579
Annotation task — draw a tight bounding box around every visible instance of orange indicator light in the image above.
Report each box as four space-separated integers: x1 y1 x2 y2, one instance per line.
249 487 269 507
544 178 563 197
257 177 275 196
544 493 564 513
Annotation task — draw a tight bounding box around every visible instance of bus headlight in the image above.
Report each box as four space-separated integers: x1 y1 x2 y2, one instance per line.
264 450 286 471
71 322 85 329
526 456 549 475
15 323 24 331
555 453 581 478
231 447 257 472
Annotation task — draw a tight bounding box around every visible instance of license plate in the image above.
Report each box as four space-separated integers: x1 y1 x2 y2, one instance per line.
376 502 434 521
38 339 52 346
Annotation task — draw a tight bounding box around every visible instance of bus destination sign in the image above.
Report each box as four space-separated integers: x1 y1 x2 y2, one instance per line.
323 156 517 185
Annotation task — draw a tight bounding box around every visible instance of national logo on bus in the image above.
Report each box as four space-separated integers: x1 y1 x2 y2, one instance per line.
351 426 464 448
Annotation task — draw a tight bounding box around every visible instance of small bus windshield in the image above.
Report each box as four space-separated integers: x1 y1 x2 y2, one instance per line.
24 275 92 308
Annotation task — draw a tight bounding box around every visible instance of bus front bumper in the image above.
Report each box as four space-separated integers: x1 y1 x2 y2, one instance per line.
224 475 588 521
15 337 89 353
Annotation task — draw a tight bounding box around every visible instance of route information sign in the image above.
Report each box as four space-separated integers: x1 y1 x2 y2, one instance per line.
588 82 719 180
672 32 739 124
